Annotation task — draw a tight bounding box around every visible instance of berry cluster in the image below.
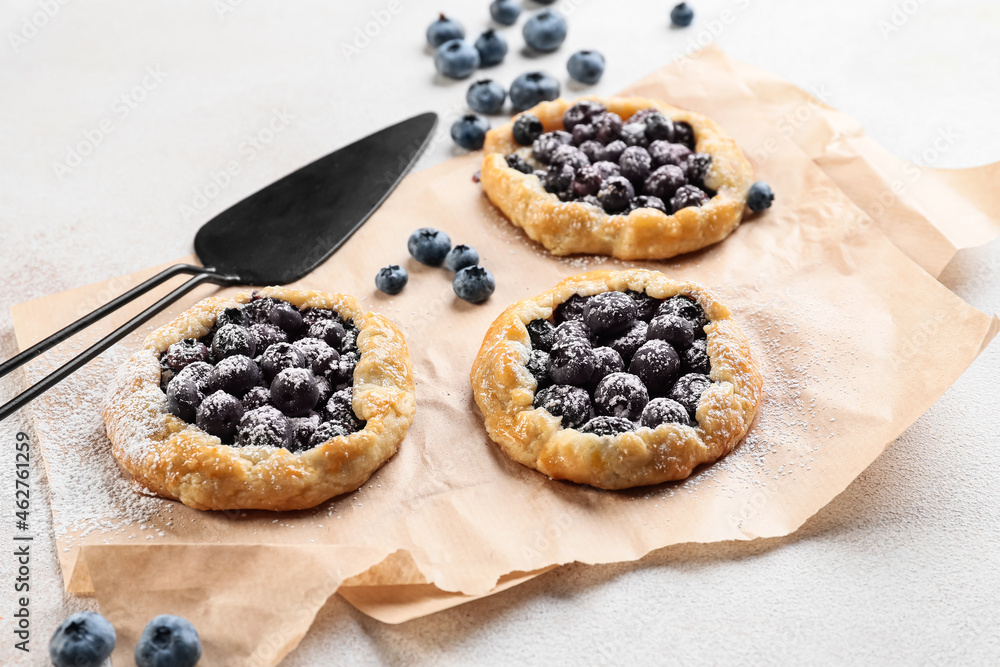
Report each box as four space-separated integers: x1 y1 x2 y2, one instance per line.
377 228 496 304
50 611 201 667
524 289 714 436
158 293 365 452
508 100 715 215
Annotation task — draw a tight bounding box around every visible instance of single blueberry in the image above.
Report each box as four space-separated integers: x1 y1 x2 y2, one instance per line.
604 320 649 365
164 338 210 372
580 415 635 436
242 385 272 411
248 322 287 352
444 244 480 271
426 13 464 48
567 50 605 84
208 354 261 398
512 113 544 145
467 79 506 114
509 71 560 111
532 130 573 163
597 175 635 213
311 420 351 447
547 341 596 386
196 390 245 441
594 113 624 144
288 412 321 451
553 319 592 347
135 615 201 667
309 318 346 349
747 181 775 212
644 164 687 201
554 293 591 323
648 313 696 349
683 338 711 374
215 306 244 329
573 165 603 197
311 344 341 380
533 384 593 429
453 265 496 303
630 195 668 214
629 339 681 395
526 318 556 351
474 29 508 66
505 153 534 174
434 39 480 79
641 397 691 428
673 120 696 150
238 405 293 448
670 373 712 417
268 301 304 333
583 291 637 336
490 0 521 25
50 611 116 667
587 346 625 392
648 140 692 168
211 323 255 360
523 9 568 52
619 146 653 184
670 2 695 27
526 348 551 389
626 290 661 321
594 372 649 421
174 360 213 392
166 374 204 423
644 111 675 143
259 341 308 383
670 184 708 212
621 122 650 147
407 227 452 266
375 264 409 294
451 114 490 150
270 367 321 417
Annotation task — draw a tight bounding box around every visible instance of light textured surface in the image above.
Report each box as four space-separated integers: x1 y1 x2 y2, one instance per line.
0 0 998 664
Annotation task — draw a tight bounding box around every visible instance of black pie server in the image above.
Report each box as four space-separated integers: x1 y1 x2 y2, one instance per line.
0 112 438 422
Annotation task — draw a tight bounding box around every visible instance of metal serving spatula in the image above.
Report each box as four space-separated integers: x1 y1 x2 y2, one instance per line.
0 112 438 421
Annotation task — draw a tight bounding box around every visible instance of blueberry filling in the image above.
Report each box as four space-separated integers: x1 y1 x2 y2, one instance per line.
523 289 715 435
505 101 714 215
158 293 366 449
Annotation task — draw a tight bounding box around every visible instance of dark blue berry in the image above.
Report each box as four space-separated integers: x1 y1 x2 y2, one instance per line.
242 385 271 411
644 164 686 201
670 2 695 27
619 146 653 184
594 113 624 144
375 264 408 294
249 322 287 352
309 318 346 349
670 373 712 417
548 341 596 386
579 140 605 163
683 152 712 184
408 227 452 265
671 184 708 212
583 291 637 336
311 420 351 447
649 140 692 167
648 313 696 349
554 320 592 347
567 50 605 84
505 154 534 174
683 338 711 374
288 412 321 451
453 265 496 303
164 338 210 372
215 306 244 328
259 342 307 382
526 318 556 351
621 123 649 148
641 397 690 428
211 324 255 360
270 367 321 417
512 113 544 145
580 415 634 436
238 406 293 448
490 0 521 25
50 611 116 667
605 320 648 365
533 384 592 429
509 71 560 111
467 79 506 114
554 294 591 323
435 39 480 79
175 360 212 392
644 112 675 142
268 301 304 333
657 295 707 330
626 290 660 321
673 121 696 149
242 296 278 323
166 375 204 422
311 344 342 379
532 131 572 164
572 165 603 197
444 244 480 271
523 9 568 52
474 29 507 66
426 13 464 48
209 354 261 397
563 100 606 131
594 372 649 421
134 615 201 667
587 346 625 392
598 175 635 213
526 349 551 389
747 181 774 212
602 139 627 163
571 123 596 145
629 339 680 394
542 164 575 194
630 195 668 214
550 144 590 171
451 114 490 150
195 390 244 441
592 159 622 181
324 388 364 431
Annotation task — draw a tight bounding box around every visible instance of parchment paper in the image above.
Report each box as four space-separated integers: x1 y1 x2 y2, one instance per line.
11 47 999 665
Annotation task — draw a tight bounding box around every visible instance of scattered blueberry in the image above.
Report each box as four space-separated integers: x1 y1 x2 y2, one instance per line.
670 2 694 27
196 390 245 441
426 13 464 48
134 615 202 667
474 29 507 66
567 50 605 84
523 9 568 52
407 227 452 266
490 0 521 25
467 79 506 114
453 265 496 303
375 264 409 294
50 611 116 667
512 113 544 145
434 39 480 79
270 367 321 417
747 181 774 212
450 114 490 150
509 71 560 111
444 244 480 271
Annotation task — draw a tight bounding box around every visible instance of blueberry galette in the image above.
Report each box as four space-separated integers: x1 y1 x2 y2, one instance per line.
470 270 762 489
480 97 755 260
102 287 416 511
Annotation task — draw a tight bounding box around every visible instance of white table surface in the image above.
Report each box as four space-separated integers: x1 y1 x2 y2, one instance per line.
2 0 998 664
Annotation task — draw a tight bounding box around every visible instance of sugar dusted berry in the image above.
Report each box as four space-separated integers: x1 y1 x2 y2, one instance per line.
628 339 680 395
594 372 649 421
597 176 635 213
512 113 544 146
683 338 711 374
619 146 653 184
670 372 712 417
644 164 686 201
671 184 708 212
533 384 593 429
641 397 690 428
648 313 696 349
212 324 255 360
195 390 245 441
164 338 210 372
548 341 596 386
580 415 634 436
583 291 637 336
605 319 648 365
208 354 261 397
270 367 321 417
259 342 308 382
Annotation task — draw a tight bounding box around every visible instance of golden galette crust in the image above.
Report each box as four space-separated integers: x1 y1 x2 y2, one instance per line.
102 287 416 511
470 270 762 490
480 96 755 260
